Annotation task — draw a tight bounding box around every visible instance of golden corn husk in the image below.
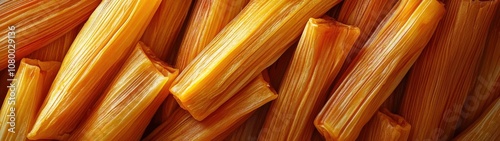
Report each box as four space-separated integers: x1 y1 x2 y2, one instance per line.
357 108 411 141
458 7 500 132
0 58 60 141
335 0 398 78
28 25 81 62
28 0 161 140
454 98 500 141
175 0 250 71
141 0 193 62
259 17 360 140
0 26 79 105
170 0 343 121
0 0 99 70
142 0 193 128
314 0 445 140
400 0 499 140
154 0 249 126
145 75 277 141
68 42 178 141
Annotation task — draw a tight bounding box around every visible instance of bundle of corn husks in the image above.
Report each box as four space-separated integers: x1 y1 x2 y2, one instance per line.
0 0 498 140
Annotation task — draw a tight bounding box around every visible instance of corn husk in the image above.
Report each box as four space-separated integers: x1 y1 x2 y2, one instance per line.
357 108 411 141
28 0 161 139
145 75 277 141
259 17 360 140
28 25 81 62
454 98 500 141
0 58 60 141
335 0 398 76
141 0 193 62
0 0 98 70
314 0 445 140
170 0 343 121
155 0 249 126
400 0 499 140
458 7 500 132
175 0 250 71
68 42 178 141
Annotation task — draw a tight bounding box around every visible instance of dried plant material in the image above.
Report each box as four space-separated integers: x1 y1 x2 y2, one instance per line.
155 0 249 126
145 75 277 141
223 104 271 141
454 98 500 141
400 0 499 140
259 17 360 140
28 25 81 62
0 0 99 70
28 0 161 140
175 0 250 71
0 58 60 141
170 0 343 121
357 108 411 141
142 0 193 127
335 0 398 76
141 0 193 61
68 42 178 141
459 8 500 132
314 0 445 140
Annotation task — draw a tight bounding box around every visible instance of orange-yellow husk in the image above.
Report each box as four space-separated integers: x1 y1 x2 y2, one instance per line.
357 108 411 141
141 0 192 62
454 98 500 141
0 0 99 70
28 0 161 140
334 0 398 80
259 17 360 141
154 0 249 126
400 0 499 140
458 7 500 132
314 0 445 140
0 26 79 106
170 0 343 121
0 58 60 141
175 0 250 71
145 75 277 141
142 0 192 132
68 42 178 141
28 25 81 62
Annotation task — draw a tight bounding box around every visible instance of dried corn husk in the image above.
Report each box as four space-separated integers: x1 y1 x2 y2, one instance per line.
0 0 98 70
357 108 411 141
0 58 60 141
28 0 161 139
170 0 343 121
314 0 445 140
400 0 499 140
68 42 178 141
259 17 359 140
145 75 277 141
